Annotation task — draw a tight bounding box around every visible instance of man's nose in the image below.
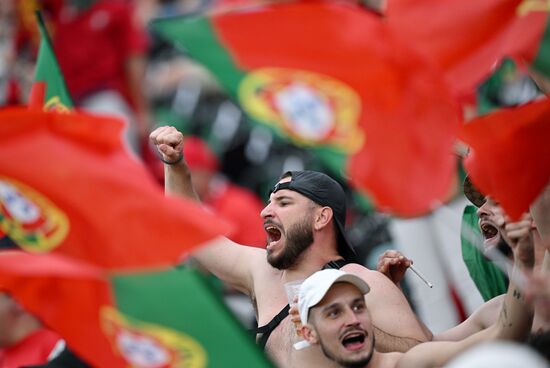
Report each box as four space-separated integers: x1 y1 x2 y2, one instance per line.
343 309 361 326
476 201 491 217
260 202 273 219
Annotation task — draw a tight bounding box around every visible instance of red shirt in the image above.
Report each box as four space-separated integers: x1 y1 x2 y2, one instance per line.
0 329 60 368
47 0 148 105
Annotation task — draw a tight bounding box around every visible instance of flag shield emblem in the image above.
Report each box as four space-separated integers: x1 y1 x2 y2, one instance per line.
238 68 364 153
0 177 68 252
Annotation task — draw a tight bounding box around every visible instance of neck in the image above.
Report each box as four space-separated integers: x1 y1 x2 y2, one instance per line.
281 245 341 283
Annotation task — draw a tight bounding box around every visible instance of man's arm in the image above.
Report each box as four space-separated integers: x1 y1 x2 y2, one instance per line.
433 295 502 341
149 126 262 294
343 263 432 352
397 215 535 368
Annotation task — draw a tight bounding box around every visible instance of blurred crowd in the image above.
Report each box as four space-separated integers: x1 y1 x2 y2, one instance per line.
0 1 548 367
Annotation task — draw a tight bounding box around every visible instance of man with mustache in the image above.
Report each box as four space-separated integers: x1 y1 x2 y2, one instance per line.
150 126 430 368
378 179 549 341
297 214 535 368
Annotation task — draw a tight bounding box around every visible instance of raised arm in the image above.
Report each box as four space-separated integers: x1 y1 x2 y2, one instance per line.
149 126 262 294
398 214 535 368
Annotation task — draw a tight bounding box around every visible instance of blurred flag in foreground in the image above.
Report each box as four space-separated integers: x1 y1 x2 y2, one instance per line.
0 251 272 367
28 11 73 111
386 0 550 98
0 108 230 270
460 97 550 219
151 0 460 216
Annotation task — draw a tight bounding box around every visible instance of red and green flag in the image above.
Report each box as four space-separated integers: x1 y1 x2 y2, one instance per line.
460 97 550 220
0 251 272 367
150 0 460 216
0 108 230 270
386 0 550 98
28 11 74 111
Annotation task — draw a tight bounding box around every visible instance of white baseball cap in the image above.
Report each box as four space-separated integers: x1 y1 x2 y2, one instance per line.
298 269 370 324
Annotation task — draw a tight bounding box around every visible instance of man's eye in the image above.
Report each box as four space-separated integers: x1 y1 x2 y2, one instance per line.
353 304 365 312
327 310 339 318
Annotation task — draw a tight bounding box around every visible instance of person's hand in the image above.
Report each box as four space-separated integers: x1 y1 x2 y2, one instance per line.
377 250 412 285
504 213 535 268
149 126 184 164
289 301 304 337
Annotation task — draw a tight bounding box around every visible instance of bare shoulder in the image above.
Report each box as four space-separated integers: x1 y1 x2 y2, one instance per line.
342 263 430 344
341 262 374 275
341 263 398 288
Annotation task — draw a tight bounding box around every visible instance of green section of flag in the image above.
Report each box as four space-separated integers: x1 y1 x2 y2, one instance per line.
34 11 73 108
460 205 508 301
111 267 273 367
532 17 550 77
150 16 246 88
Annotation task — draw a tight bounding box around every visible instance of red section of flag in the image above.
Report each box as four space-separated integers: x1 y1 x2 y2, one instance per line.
213 1 460 216
0 251 125 367
386 0 548 97
0 108 231 270
28 82 46 109
461 98 550 219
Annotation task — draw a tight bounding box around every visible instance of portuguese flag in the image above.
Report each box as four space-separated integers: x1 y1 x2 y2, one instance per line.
460 97 550 220
0 251 272 367
150 0 460 216
29 11 74 111
386 0 550 98
0 108 230 269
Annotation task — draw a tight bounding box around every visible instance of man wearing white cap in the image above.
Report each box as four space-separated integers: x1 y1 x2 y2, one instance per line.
297 215 537 368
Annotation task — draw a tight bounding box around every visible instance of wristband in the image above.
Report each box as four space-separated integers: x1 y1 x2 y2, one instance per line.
160 153 184 165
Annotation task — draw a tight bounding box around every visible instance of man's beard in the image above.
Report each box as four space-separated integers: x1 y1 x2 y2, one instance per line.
267 217 314 270
319 334 375 368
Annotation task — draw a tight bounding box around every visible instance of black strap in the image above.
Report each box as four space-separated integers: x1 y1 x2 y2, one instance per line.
254 259 350 350
322 259 349 270
256 304 290 349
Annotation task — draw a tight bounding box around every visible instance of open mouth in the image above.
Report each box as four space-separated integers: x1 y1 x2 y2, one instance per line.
341 331 366 351
264 223 282 247
480 222 498 241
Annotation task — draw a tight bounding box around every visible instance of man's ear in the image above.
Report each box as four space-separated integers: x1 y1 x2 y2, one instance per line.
301 324 319 344
314 207 333 231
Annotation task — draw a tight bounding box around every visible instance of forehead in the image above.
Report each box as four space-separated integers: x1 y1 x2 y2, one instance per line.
316 283 365 308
